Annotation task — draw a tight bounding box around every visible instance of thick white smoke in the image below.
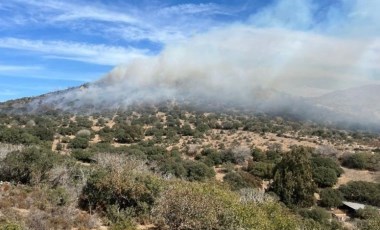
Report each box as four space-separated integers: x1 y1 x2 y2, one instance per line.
25 0 380 128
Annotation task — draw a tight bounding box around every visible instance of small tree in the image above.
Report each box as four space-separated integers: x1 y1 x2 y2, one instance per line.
271 146 316 207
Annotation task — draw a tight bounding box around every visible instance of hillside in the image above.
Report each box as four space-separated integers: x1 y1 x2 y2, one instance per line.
312 85 380 122
1 98 380 229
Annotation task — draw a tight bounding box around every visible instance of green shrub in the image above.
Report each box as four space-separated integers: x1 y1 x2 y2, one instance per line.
71 150 95 162
69 136 89 149
80 167 163 220
319 188 343 208
248 161 274 179
153 181 300 230
110 219 137 230
312 167 338 187
338 181 380 206
0 147 59 184
183 160 215 181
251 147 266 161
159 158 186 178
224 171 261 190
311 156 343 176
114 125 144 143
0 222 23 230
356 206 380 219
341 152 380 171
298 207 331 225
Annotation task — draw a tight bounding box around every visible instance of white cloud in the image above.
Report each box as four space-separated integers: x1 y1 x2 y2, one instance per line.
0 38 150 66
249 0 315 29
0 0 231 44
158 3 226 16
0 64 43 72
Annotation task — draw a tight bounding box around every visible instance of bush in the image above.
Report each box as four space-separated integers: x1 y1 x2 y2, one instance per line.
338 181 380 206
311 156 343 176
69 136 89 149
251 147 266 161
153 181 300 230
114 125 144 143
71 150 95 162
0 222 23 230
312 167 338 187
183 160 215 181
298 207 331 225
341 152 380 171
30 126 55 141
159 158 187 178
80 167 163 221
356 206 380 230
319 188 343 208
356 206 380 219
0 147 59 184
224 171 262 191
248 161 274 179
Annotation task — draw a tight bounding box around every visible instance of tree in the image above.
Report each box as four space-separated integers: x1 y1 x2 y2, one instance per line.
271 146 316 207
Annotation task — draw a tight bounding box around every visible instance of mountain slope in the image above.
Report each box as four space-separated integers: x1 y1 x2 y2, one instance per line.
311 85 380 122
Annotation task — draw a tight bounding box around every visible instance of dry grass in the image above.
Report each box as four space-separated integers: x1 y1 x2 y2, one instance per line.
335 167 380 188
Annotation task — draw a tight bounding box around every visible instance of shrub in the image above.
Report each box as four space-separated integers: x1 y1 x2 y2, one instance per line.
319 188 343 208
0 147 59 184
76 129 92 138
69 136 89 149
338 181 380 206
311 156 343 176
312 167 338 187
251 147 266 161
355 205 380 230
80 162 163 221
183 160 215 181
114 125 144 143
159 158 186 178
180 124 193 136
224 171 262 191
248 161 274 179
71 150 95 162
341 152 380 171
298 207 331 225
356 206 380 219
0 222 23 230
153 181 300 230
30 126 55 141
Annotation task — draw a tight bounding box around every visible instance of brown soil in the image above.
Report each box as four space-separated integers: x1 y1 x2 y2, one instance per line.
335 167 380 188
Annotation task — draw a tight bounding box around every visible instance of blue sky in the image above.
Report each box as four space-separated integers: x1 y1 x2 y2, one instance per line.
0 0 379 101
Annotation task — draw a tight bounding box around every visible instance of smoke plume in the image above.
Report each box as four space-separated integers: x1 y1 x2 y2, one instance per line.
24 0 380 128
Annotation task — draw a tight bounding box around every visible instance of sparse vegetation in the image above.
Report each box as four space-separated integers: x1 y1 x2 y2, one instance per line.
0 104 379 229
